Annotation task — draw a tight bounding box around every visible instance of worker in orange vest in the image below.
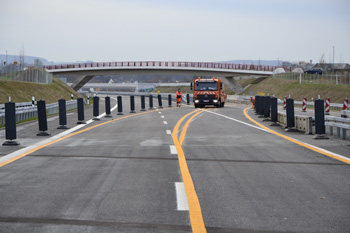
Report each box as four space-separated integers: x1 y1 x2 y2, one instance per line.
176 88 182 107
251 96 255 109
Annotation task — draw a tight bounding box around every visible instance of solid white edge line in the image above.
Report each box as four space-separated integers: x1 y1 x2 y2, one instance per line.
0 97 119 165
170 145 177 154
207 110 271 133
175 182 189 211
208 110 350 163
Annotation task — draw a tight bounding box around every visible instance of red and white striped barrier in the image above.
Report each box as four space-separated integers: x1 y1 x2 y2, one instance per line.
344 98 348 111
302 97 307 112
283 96 287 110
325 97 330 115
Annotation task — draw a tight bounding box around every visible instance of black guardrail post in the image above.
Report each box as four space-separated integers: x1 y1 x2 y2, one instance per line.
93 96 100 120
130 96 136 113
158 94 163 109
149 95 154 110
32 96 35 106
57 98 69 129
168 94 172 107
258 96 265 117
105 96 112 118
186 94 190 105
285 98 296 132
117 96 123 115
37 100 50 136
2 100 20 146
314 99 329 139
77 98 86 124
254 96 259 114
270 97 279 126
141 95 146 111
263 96 271 120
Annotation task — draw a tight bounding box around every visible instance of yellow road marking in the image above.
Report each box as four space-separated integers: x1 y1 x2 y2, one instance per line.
179 109 209 145
243 107 350 164
0 108 169 168
172 110 207 233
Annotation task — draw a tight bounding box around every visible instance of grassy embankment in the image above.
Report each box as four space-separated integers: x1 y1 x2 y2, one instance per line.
0 77 83 127
0 77 82 104
239 77 350 103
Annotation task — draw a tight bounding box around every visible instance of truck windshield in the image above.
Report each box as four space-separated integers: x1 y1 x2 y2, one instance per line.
195 82 218 91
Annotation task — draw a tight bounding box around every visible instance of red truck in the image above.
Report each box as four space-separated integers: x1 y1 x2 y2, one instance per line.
191 77 227 108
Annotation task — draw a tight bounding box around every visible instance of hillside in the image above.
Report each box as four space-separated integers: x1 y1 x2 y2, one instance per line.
0 77 82 104
240 77 350 103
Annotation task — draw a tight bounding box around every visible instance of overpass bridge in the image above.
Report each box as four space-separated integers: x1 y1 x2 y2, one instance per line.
45 61 282 92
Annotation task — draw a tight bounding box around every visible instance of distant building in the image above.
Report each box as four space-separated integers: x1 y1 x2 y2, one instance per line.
314 63 350 75
292 67 304 73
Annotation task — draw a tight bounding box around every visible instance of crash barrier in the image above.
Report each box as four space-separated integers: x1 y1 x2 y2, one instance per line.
117 96 123 115
37 100 50 136
186 94 190 105
326 117 350 139
130 96 136 113
254 95 350 139
93 96 100 120
158 94 163 109
77 98 86 124
141 95 146 111
57 99 69 129
2 102 20 146
168 94 172 107
105 96 112 117
0 100 77 127
149 95 154 110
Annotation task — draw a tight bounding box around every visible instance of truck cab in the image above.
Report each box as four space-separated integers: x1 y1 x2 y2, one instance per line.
191 77 227 108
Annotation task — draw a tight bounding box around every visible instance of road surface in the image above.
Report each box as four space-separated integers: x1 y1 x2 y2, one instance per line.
0 96 349 233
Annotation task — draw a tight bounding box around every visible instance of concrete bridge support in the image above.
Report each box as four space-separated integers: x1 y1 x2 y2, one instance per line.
222 76 243 94
72 75 95 91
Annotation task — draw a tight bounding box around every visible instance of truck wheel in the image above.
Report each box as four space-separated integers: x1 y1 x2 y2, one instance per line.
216 101 221 108
221 102 225 107
194 104 198 108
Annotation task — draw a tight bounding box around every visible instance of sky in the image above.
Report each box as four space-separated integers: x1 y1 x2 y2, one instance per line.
1 0 349 64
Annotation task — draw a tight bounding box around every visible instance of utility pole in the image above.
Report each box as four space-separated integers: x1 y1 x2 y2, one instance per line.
332 46 335 72
5 50 8 65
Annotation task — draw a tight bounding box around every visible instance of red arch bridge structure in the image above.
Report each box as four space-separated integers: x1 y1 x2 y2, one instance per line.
44 61 285 92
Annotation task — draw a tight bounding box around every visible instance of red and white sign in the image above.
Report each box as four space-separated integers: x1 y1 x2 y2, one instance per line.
325 97 330 114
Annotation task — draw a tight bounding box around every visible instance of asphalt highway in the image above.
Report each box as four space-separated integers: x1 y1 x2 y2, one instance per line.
0 96 349 233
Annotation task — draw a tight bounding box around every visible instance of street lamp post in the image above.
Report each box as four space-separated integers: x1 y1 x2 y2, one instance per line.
332 46 335 72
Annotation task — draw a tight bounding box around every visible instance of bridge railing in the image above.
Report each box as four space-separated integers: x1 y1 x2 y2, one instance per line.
44 61 284 72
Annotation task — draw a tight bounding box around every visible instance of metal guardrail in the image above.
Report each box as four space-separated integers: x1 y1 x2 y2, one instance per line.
0 100 77 126
276 112 350 140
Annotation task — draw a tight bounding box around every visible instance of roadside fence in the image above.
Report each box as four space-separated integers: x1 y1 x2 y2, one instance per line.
0 65 53 84
273 72 350 85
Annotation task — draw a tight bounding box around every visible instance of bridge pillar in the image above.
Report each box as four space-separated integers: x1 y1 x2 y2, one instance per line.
222 76 243 94
71 75 95 91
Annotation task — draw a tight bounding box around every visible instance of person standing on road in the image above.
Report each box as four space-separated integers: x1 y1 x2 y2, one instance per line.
176 88 182 107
